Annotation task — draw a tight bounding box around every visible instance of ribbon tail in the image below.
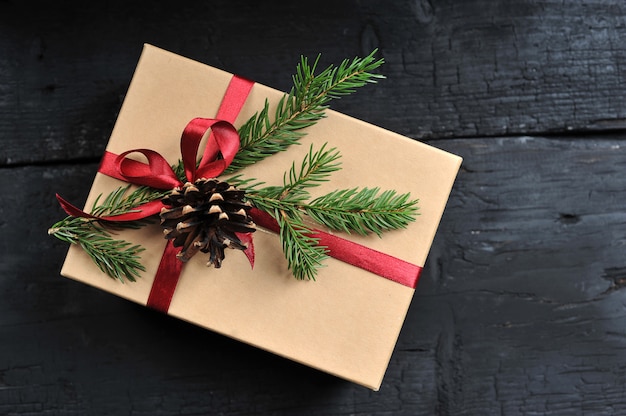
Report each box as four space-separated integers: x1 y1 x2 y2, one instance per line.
102 200 165 221
146 241 184 313
56 193 164 222
236 232 255 268
248 208 421 288
56 193 99 219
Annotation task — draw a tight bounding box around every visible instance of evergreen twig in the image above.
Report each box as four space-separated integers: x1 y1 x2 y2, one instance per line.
48 217 145 282
226 50 384 173
275 208 328 281
91 184 168 224
229 145 419 280
305 188 418 237
48 184 166 282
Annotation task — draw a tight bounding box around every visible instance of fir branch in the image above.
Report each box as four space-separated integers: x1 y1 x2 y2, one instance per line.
48 185 166 282
240 190 322 280
91 184 168 220
245 186 418 237
226 49 384 173
48 217 145 283
305 187 419 237
227 170 330 280
274 208 328 281
231 145 419 280
237 145 418 237
228 144 341 208
279 143 341 201
241 184 418 280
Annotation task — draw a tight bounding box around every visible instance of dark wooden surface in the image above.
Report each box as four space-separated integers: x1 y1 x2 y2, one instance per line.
2 1 626 414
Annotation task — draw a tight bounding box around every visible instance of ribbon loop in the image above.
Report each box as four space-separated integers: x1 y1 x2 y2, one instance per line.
180 118 240 182
116 149 181 189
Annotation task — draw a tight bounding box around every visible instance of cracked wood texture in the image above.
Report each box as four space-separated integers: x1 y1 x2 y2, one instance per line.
2 1 626 415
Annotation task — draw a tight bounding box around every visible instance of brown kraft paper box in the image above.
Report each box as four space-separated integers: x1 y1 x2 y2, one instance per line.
60 44 462 390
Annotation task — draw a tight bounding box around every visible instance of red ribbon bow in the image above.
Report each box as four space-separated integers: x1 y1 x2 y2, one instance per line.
58 75 256 312
57 74 422 314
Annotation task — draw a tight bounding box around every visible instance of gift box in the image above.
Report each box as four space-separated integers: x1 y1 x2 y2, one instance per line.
59 44 462 390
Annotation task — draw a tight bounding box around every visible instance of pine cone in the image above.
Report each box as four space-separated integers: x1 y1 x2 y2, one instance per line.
160 178 256 268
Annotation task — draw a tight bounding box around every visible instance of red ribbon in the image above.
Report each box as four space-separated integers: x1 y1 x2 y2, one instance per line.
59 75 255 312
251 208 421 287
57 74 422 313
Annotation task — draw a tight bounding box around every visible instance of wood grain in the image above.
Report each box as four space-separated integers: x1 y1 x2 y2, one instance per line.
3 0 626 414
416 136 626 415
2 0 626 165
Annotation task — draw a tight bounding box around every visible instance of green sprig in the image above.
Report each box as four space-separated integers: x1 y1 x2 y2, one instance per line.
49 184 167 282
91 184 169 220
275 209 328 281
49 216 145 282
231 144 419 280
305 188 419 237
226 49 384 173
279 143 341 200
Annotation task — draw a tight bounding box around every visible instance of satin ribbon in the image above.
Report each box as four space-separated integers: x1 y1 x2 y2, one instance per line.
58 74 422 313
60 75 256 312
250 208 421 288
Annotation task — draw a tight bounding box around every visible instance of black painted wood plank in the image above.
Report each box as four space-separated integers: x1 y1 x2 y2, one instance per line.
2 1 626 165
2 135 626 414
421 136 626 415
